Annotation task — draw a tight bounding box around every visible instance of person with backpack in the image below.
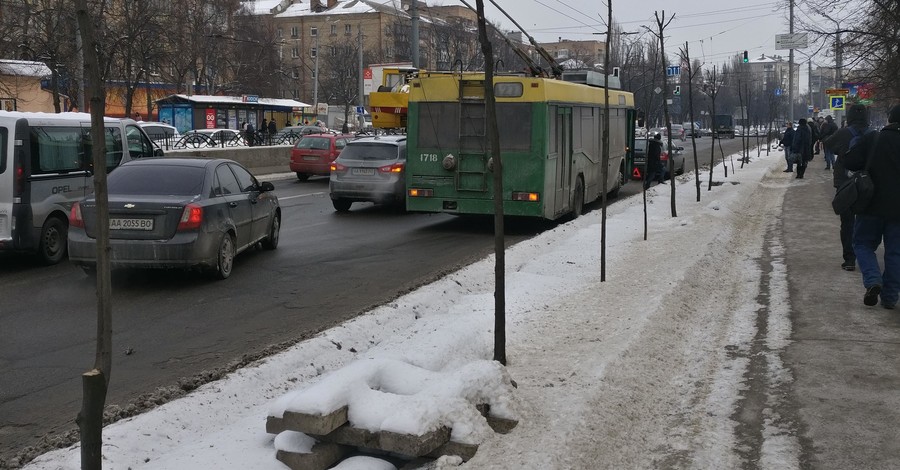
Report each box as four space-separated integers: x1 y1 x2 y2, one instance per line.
841 104 900 309
824 104 871 271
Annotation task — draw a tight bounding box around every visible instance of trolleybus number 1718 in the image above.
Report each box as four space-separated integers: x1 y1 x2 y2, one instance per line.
419 153 439 162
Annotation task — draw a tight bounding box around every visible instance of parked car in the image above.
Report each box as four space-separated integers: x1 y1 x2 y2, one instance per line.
177 128 245 148
68 158 280 279
271 125 329 145
670 124 686 141
138 121 182 150
329 135 407 212
290 133 354 181
630 137 685 180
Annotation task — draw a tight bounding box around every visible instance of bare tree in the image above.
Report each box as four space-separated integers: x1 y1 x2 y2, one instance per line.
679 42 702 202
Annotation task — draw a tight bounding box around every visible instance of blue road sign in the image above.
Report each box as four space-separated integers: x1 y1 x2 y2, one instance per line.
356 106 365 114
830 96 845 111
774 88 782 96
666 66 681 77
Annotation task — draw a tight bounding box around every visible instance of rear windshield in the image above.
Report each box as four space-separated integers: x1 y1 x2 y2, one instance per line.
108 165 206 196
295 137 330 150
339 143 399 161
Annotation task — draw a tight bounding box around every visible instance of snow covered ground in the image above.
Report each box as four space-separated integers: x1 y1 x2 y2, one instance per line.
24 146 798 469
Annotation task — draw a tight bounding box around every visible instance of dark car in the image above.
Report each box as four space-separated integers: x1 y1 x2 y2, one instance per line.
630 137 685 180
68 158 281 279
290 133 354 181
329 135 407 212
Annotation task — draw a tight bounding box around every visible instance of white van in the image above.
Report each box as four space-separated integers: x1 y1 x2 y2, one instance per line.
0 111 160 264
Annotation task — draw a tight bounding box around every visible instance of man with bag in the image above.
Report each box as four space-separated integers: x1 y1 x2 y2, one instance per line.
791 118 812 178
824 104 871 271
842 104 900 309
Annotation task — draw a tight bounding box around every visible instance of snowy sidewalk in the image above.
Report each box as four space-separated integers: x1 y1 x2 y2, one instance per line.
22 148 900 469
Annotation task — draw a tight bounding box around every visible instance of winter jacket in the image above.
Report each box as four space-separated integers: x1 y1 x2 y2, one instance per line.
791 123 812 161
647 139 662 165
819 120 839 141
780 127 795 148
843 123 900 220
824 123 871 188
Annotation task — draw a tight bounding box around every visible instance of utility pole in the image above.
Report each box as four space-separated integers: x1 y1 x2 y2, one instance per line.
788 0 794 124
834 31 843 125
410 0 420 68
313 32 319 117
358 24 365 130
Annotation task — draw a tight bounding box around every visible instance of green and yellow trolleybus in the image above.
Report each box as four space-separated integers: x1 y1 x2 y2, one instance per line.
405 71 636 220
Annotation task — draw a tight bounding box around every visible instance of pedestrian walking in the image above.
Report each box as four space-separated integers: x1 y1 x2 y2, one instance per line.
823 105 871 271
245 122 255 147
842 104 900 309
268 119 277 144
819 115 839 170
781 122 795 172
791 118 812 179
643 133 665 190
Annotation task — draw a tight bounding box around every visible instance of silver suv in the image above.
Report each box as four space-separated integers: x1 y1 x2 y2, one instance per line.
329 135 407 212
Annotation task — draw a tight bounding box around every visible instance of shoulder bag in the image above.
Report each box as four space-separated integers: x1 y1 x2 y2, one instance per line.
831 133 880 215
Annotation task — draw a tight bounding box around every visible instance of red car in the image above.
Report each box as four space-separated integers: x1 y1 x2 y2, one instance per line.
290 133 354 181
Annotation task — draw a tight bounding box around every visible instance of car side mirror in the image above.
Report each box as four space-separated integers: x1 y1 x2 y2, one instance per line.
154 148 164 157
259 181 275 192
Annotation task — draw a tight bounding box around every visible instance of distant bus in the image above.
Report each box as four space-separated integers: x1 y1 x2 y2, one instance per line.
405 72 635 220
714 114 735 139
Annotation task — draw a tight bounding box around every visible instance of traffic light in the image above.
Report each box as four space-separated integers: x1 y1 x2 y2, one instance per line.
742 51 749 63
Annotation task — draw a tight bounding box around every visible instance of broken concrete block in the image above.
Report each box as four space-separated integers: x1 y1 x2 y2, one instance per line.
378 426 451 457
266 416 285 434
275 442 349 470
426 440 479 461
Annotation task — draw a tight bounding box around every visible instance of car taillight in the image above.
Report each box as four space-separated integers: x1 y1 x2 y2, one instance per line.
177 204 203 231
331 162 346 172
13 160 24 198
378 162 404 173
69 202 84 228
660 152 669 161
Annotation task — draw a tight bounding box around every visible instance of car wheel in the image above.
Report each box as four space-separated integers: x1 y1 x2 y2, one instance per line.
261 215 280 250
572 176 585 217
332 198 352 212
296 172 310 182
212 233 236 280
38 216 67 265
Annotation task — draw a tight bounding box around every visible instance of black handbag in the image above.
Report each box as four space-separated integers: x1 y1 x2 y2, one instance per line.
832 133 879 215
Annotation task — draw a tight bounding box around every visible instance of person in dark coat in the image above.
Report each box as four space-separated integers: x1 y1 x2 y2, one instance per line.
643 133 665 190
823 104 870 271
842 104 900 309
791 118 812 178
245 122 255 147
819 115 839 169
268 119 277 139
780 122 795 172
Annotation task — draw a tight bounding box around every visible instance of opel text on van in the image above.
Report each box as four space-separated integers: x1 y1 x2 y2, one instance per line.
0 111 160 264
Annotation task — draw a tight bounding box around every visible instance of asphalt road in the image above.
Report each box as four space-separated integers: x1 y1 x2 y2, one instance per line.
0 135 753 465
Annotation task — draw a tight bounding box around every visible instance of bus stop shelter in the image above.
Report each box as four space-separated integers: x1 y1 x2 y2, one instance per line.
155 94 311 134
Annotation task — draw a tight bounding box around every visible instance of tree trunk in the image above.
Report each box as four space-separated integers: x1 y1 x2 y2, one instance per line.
75 369 107 469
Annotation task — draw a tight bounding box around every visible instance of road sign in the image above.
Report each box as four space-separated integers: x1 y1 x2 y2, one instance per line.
825 88 850 96
775 33 808 50
830 96 845 111
356 106 365 114
654 87 662 94
666 66 681 77
808 105 814 113
774 88 782 96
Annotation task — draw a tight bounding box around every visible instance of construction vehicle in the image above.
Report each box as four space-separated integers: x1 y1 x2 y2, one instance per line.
368 64 419 131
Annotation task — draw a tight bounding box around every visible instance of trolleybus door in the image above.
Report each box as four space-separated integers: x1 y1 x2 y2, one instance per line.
554 107 572 216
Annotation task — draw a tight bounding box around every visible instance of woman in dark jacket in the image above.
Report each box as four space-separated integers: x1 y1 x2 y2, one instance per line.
791 118 812 178
842 104 900 309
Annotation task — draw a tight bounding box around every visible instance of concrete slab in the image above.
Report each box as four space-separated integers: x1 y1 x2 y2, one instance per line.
275 442 349 470
282 406 349 436
378 426 451 457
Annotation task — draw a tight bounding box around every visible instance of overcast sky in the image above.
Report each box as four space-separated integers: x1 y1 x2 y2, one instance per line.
430 0 841 77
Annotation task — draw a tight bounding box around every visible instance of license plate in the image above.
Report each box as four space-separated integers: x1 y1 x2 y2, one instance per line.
110 218 153 230
352 168 375 176
302 156 319 161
